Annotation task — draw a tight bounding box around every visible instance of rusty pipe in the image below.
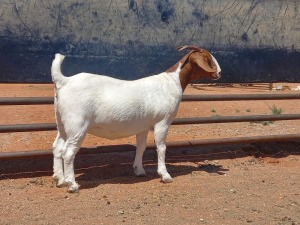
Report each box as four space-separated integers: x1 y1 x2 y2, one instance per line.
0 123 57 133
172 114 300 125
1 93 300 105
181 93 300 101
1 114 300 133
0 133 299 160
0 97 54 105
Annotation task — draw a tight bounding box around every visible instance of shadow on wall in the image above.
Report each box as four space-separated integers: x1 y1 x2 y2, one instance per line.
1 39 300 83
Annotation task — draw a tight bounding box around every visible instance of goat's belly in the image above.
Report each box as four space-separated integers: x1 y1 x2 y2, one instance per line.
87 123 152 140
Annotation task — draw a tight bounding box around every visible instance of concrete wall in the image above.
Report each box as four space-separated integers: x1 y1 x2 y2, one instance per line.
0 0 299 83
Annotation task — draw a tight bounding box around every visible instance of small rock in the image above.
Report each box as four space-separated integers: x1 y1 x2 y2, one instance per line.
292 86 300 91
229 189 236 193
190 171 203 176
118 210 124 215
275 85 291 91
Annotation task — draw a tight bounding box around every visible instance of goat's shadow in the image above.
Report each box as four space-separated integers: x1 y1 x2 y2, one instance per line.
1 141 299 191
74 149 230 190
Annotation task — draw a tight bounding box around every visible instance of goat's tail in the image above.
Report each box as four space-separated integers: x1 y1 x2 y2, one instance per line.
51 53 66 86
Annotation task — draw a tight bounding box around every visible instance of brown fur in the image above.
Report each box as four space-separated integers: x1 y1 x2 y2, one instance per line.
167 46 219 91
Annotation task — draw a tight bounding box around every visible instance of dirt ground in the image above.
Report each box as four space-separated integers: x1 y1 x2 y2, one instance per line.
0 83 299 225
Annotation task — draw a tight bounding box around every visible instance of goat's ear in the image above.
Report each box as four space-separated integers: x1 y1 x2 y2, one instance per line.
194 57 217 73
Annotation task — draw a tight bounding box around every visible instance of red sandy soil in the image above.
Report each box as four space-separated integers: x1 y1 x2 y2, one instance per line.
0 83 299 225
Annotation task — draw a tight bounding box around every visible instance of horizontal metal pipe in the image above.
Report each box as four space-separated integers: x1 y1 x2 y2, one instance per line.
0 123 57 133
181 93 300 101
1 114 300 133
0 97 54 105
0 133 299 160
172 114 300 125
1 93 300 105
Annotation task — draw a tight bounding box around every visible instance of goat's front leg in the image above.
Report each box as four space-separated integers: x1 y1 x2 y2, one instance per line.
154 123 173 183
133 131 148 177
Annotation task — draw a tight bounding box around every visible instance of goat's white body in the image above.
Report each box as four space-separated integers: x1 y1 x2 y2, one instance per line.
51 49 221 192
52 54 182 192
56 71 182 140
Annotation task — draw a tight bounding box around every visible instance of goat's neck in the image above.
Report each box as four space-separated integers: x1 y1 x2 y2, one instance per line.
179 62 193 92
166 62 193 92
166 52 194 92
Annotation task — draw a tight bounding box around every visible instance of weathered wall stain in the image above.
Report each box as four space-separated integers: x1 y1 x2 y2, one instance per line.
155 0 175 23
0 0 299 82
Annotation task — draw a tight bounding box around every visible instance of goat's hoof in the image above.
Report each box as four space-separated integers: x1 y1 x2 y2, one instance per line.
134 166 146 177
136 172 147 177
56 179 68 188
161 174 173 183
52 174 58 180
53 175 68 187
52 174 61 181
53 174 67 187
67 183 79 193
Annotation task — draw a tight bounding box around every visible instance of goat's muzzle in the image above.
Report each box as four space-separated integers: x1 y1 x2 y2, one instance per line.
212 72 221 80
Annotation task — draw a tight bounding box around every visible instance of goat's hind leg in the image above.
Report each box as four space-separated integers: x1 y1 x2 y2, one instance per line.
133 131 148 177
52 132 67 187
62 129 87 193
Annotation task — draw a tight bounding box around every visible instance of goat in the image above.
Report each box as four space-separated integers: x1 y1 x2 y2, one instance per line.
51 45 221 192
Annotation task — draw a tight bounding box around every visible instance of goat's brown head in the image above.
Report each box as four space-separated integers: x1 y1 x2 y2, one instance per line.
177 45 221 81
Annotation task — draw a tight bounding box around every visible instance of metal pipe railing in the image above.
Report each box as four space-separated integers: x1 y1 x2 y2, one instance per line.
0 133 299 160
1 114 300 133
0 123 56 133
0 97 54 105
172 114 300 125
181 93 300 101
0 93 299 160
1 93 300 105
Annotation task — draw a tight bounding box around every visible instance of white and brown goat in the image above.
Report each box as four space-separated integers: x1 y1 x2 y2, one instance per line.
51 45 221 192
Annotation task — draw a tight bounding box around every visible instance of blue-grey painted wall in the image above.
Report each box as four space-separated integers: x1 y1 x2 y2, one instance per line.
0 0 299 83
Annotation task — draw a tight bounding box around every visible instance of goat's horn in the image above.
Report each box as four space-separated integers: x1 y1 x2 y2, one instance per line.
176 45 203 52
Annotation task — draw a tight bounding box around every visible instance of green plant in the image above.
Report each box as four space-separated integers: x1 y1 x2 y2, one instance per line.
211 109 221 117
251 105 283 126
269 105 283 115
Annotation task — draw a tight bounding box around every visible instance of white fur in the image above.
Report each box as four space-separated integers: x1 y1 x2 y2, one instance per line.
210 53 221 74
52 54 182 192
